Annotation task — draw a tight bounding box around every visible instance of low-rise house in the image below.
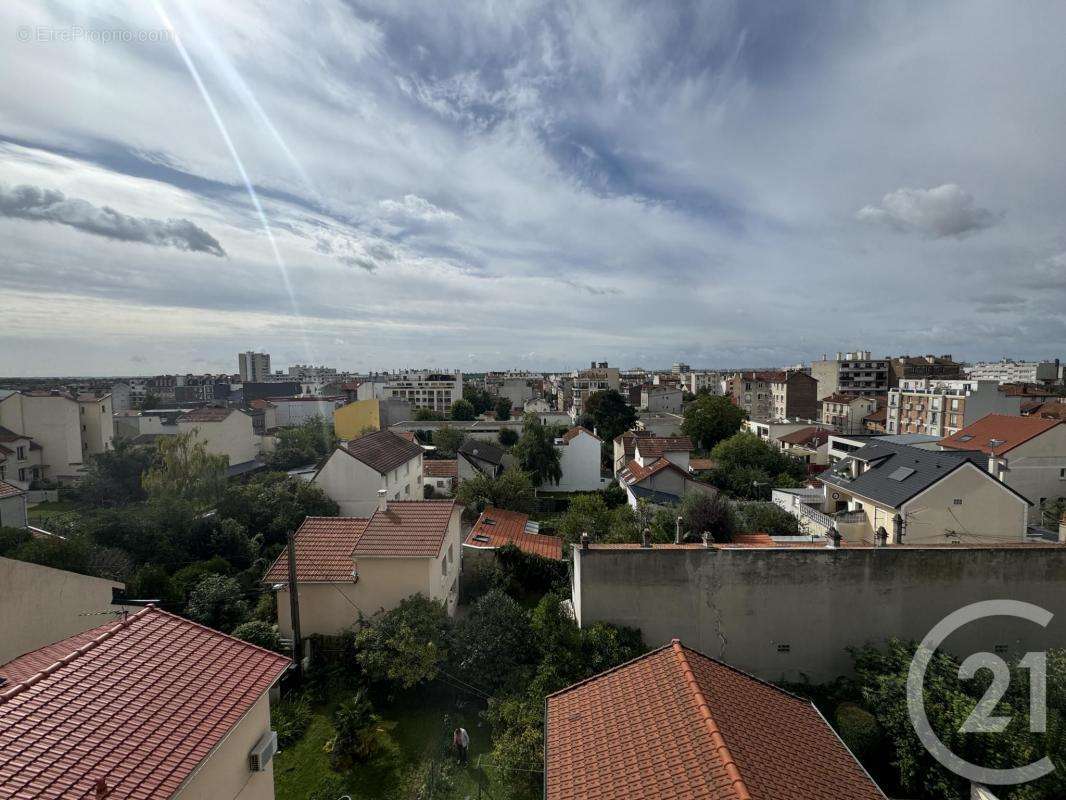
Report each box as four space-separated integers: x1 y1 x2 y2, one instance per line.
639 385 682 413
0 426 42 488
0 391 113 482
458 438 509 481
463 507 563 565
0 606 289 800
818 441 1030 543
741 418 814 443
619 456 715 509
939 414 1066 524
249 398 279 434
545 640 885 800
543 427 604 492
423 459 458 497
613 431 692 475
863 406 888 433
177 407 259 468
821 393 879 434
265 499 463 635
314 429 424 516
0 481 27 528
776 426 833 467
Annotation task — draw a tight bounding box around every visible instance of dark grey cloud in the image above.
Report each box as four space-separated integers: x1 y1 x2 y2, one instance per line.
0 183 226 256
856 184 998 239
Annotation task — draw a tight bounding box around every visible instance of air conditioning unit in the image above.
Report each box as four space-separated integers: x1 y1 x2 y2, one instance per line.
248 730 278 772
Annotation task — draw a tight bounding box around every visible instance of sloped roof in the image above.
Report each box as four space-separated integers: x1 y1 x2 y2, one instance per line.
0 622 115 685
0 607 289 800
459 438 506 466
620 457 688 486
545 641 885 800
560 426 601 444
778 427 834 448
424 459 458 478
347 429 423 473
634 436 693 459
939 413 1062 455
177 406 234 423
0 481 25 499
821 441 1019 509
613 430 654 460
1031 401 1066 420
464 507 564 560
353 500 456 558
262 517 368 583
0 426 31 444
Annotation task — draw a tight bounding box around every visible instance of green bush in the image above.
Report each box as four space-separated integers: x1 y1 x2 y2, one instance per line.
329 688 397 768
834 702 881 761
232 620 283 652
271 693 313 749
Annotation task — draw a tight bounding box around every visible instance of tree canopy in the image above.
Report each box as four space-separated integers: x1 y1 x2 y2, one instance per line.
585 390 637 442
142 431 227 509
681 394 745 451
455 467 535 514
708 432 805 500
431 425 466 458
355 594 452 689
494 397 513 421
449 398 476 421
513 415 562 486
462 385 494 416
268 416 336 470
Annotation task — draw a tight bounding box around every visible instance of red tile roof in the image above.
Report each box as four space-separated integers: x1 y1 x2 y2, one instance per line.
464 507 564 560
424 459 458 478
613 430 654 460
346 429 423 473
864 407 887 423
777 426 834 448
0 623 115 685
689 458 717 471
545 641 884 800
0 481 25 499
396 430 418 442
177 407 234 423
354 500 457 558
1031 401 1066 420
620 458 687 485
820 392 869 405
634 436 693 458
939 413 1062 455
0 607 289 800
249 398 276 409
560 426 601 444
1000 383 1057 398
262 516 368 583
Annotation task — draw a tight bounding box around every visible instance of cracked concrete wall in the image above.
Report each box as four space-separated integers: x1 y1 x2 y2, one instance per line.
571 546 1066 683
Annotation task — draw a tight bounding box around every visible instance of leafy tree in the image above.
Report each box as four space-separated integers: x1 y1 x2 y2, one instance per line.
514 416 562 486
185 573 250 632
462 386 494 415
709 432 805 500
585 390 637 443
216 471 338 548
141 393 160 410
355 594 451 689
170 556 234 600
268 416 336 470
449 398 476 421
681 394 745 451
734 501 800 536
679 491 734 543
142 431 227 509
413 407 445 421
494 397 513 421
329 688 396 768
498 427 519 447
455 467 535 514
431 425 466 458
232 620 283 652
451 588 536 693
126 563 181 607
72 438 155 507
557 494 612 544
1 533 92 576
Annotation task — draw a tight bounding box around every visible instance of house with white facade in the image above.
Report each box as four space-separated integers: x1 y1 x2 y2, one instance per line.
314 429 424 516
0 426 43 488
177 407 259 468
270 396 346 427
541 427 604 492
0 391 113 483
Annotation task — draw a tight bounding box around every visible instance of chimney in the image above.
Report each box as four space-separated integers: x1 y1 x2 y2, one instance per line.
641 527 651 548
377 489 388 513
826 525 841 549
675 516 683 544
850 458 861 479
581 531 590 551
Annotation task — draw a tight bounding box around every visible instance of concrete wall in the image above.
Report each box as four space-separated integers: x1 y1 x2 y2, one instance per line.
0 394 84 480
0 493 28 528
173 693 276 800
179 412 258 467
273 399 340 427
334 399 381 439
573 545 1066 683
0 557 127 665
78 395 114 456
546 431 602 492
993 425 1066 523
313 449 421 517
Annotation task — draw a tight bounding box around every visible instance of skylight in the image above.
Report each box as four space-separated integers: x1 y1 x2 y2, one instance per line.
472 534 491 543
958 434 974 442
888 467 916 481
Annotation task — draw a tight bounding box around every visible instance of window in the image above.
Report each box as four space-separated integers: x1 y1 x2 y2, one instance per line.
448 544 454 564
953 498 963 506
441 556 447 576
16 446 26 460
776 644 791 653
1060 468 1065 480
18 468 27 482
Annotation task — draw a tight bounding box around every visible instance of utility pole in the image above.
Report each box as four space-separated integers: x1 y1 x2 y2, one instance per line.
286 529 303 682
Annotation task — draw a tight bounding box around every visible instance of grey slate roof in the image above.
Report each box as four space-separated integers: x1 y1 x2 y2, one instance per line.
821 441 986 508
459 438 506 467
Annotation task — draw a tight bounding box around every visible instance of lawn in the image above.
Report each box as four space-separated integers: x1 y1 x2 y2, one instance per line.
273 687 514 800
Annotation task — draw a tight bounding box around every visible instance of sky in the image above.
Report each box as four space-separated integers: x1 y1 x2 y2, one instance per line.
1 1 1065 376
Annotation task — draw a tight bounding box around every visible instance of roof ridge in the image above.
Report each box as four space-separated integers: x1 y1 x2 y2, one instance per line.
670 640 752 800
147 606 293 665
0 607 152 703
544 642 676 701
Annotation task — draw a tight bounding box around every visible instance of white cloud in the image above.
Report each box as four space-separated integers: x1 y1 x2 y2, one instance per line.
856 184 998 239
378 194 461 224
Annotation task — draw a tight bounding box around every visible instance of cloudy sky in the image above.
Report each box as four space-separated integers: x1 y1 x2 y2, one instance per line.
2 1 1065 376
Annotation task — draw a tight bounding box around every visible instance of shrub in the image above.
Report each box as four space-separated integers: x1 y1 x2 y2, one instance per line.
185 573 250 632
355 595 451 689
232 620 283 652
329 688 397 768
271 693 313 748
834 702 881 762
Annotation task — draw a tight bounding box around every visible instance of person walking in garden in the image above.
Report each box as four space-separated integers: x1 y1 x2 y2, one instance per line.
453 726 470 765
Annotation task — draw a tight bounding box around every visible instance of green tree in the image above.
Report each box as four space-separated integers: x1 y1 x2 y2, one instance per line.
141 393 160 410
185 573 250 632
514 416 562 486
216 472 338 548
462 386 494 415
494 397 513 421
431 425 466 457
557 494 612 543
681 394 745 451
680 491 734 542
585 390 637 443
455 467 535 514
329 688 396 768
268 416 336 470
734 501 801 536
355 594 451 689
449 398 476 421
451 588 536 693
498 427 519 447
142 431 227 509
72 438 155 507
413 407 445 421
709 432 805 500
232 620 283 652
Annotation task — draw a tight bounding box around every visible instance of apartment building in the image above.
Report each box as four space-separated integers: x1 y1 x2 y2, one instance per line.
680 370 726 395
810 350 890 397
570 362 621 417
820 393 879 434
967 358 1061 385
729 370 818 421
640 385 683 413
886 379 1022 438
238 350 272 382
384 370 463 413
176 407 258 467
0 391 113 482
888 354 963 385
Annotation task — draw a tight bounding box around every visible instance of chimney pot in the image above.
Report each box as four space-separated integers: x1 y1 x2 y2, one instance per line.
702 532 712 548
377 488 388 512
581 531 590 551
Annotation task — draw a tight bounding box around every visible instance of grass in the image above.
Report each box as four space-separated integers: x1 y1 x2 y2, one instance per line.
273 687 508 800
27 500 78 527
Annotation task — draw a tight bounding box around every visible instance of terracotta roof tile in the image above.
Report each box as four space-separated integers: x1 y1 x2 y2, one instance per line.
0 623 115 685
262 517 368 583
689 458 716 471
777 427 834 447
634 436 693 459
0 481 25 499
424 459 458 478
346 429 423 473
613 430 654 460
1032 401 1066 420
620 458 687 485
177 407 234 423
354 500 456 558
939 413 1062 455
545 641 885 800
464 507 564 560
0 607 289 800
560 426 601 444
